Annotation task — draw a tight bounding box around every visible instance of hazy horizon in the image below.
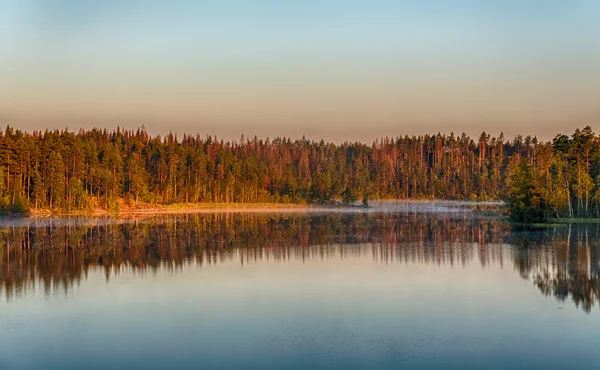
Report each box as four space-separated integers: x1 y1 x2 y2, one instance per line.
2 0 600 142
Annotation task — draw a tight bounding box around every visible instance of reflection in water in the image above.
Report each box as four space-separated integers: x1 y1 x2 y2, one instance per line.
1 212 599 313
513 224 600 313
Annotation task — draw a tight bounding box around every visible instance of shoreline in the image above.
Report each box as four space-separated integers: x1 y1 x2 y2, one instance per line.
16 199 505 218
23 202 360 217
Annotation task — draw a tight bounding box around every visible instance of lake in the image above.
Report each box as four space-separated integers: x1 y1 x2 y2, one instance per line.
1 205 600 369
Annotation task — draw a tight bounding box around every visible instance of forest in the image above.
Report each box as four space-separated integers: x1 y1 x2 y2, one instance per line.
0 125 597 222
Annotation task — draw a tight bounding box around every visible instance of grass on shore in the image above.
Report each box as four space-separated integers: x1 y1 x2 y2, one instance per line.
530 223 568 228
547 218 600 224
11 199 502 216
24 202 312 216
511 218 600 227
162 202 308 210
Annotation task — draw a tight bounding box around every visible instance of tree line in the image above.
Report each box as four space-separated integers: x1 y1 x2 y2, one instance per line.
0 124 596 219
506 126 600 222
0 125 517 212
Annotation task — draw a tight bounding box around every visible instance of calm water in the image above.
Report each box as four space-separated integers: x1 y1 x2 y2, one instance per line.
1 206 600 369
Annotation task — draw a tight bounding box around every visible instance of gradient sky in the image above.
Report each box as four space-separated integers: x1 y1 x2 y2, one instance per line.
1 0 600 142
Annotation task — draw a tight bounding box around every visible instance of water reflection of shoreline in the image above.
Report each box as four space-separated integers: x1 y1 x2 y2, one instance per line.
1 213 600 313
510 224 600 313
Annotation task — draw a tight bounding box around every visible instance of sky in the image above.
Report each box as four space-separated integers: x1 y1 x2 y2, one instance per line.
1 0 600 142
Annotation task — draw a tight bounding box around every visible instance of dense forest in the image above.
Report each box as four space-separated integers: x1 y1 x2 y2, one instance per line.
0 125 597 221
0 126 514 211
506 126 600 222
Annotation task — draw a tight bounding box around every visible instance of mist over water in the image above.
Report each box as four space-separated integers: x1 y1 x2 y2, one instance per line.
1 206 599 369
366 200 504 213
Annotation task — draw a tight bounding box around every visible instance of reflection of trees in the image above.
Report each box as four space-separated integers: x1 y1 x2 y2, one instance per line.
3 212 600 313
0 212 507 301
510 224 600 313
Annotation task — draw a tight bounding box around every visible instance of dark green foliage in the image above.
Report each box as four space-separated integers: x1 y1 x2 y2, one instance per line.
502 126 600 223
506 157 546 223
342 187 357 205
10 193 27 213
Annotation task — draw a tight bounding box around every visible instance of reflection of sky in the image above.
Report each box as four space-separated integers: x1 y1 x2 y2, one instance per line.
1 1 600 140
2 245 600 369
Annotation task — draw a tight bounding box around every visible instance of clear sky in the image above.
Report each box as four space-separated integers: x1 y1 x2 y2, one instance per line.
1 0 600 142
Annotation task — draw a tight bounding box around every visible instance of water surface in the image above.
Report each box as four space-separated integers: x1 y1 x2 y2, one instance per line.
1 209 599 369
